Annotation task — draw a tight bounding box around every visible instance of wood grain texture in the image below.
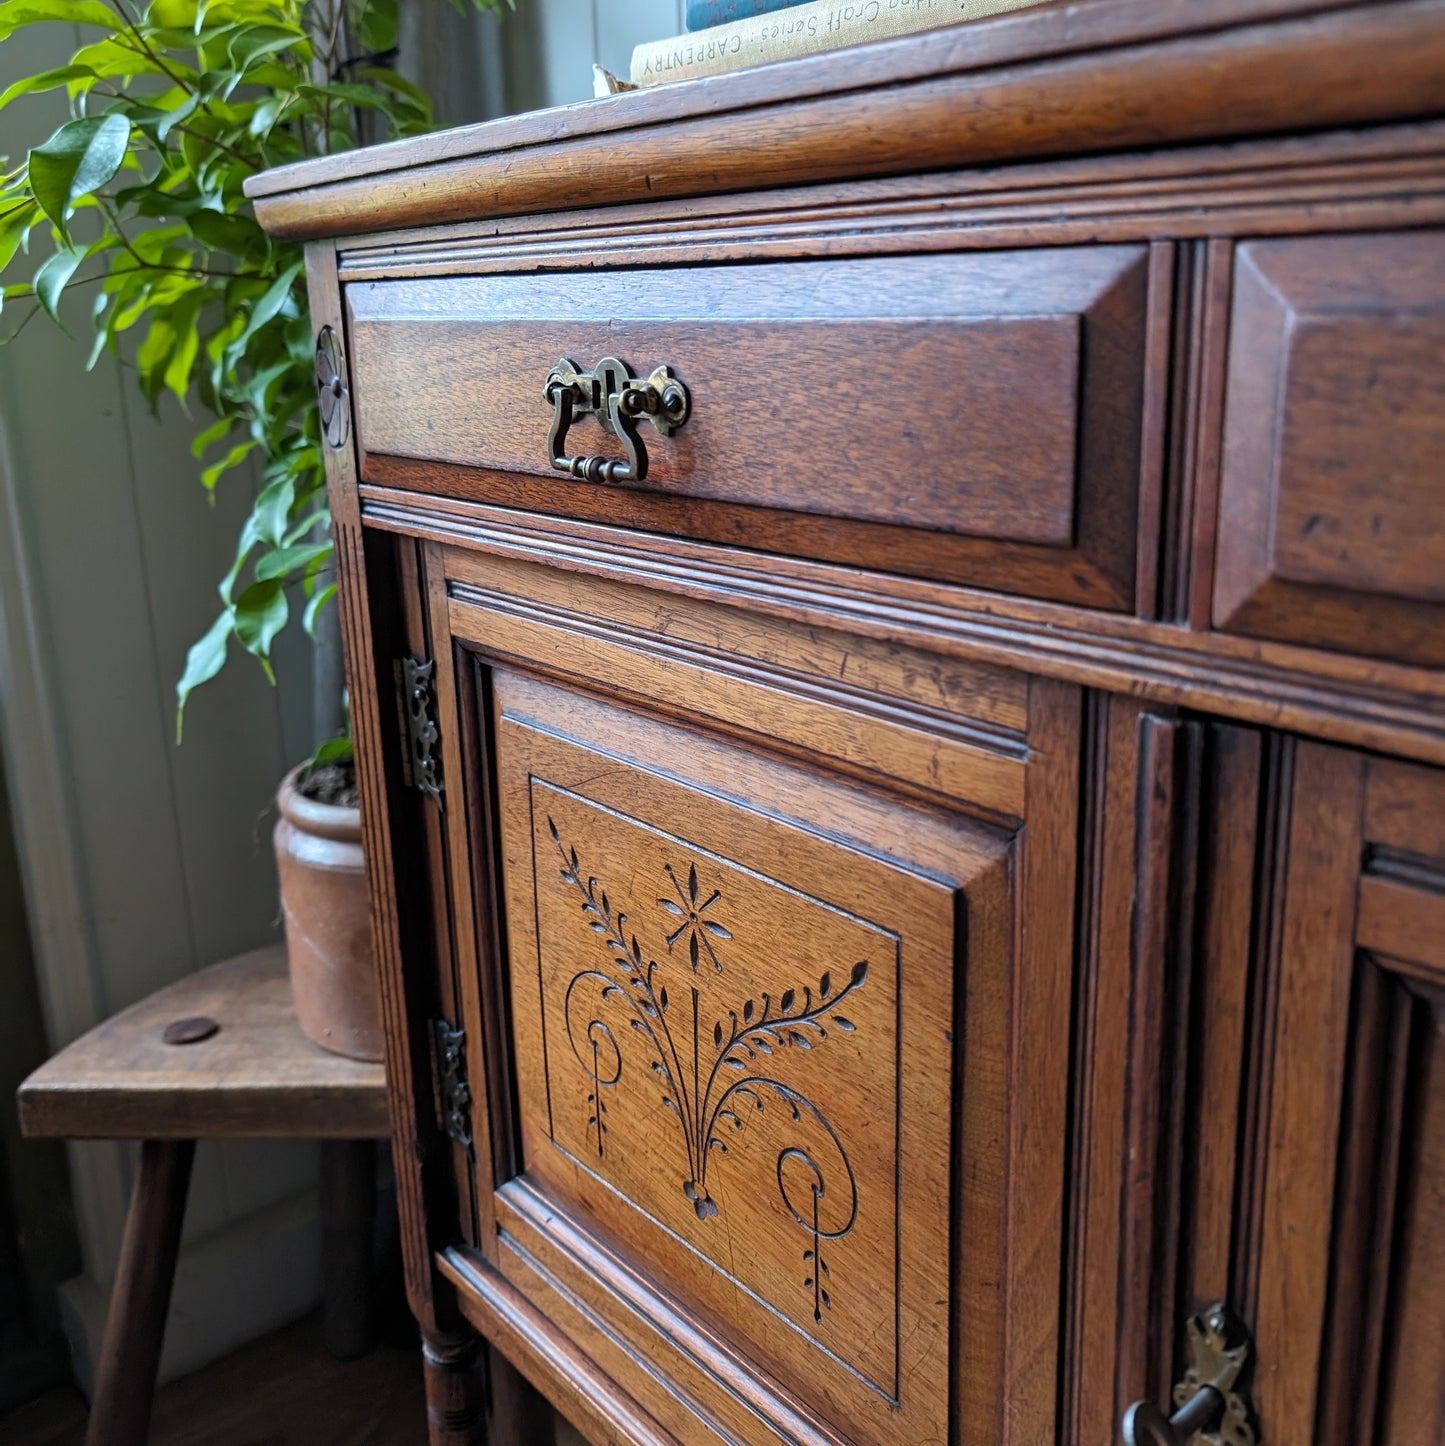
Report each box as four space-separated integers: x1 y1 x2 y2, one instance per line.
1064 702 1204 1441
305 241 449 1337
440 545 1028 818
347 247 1149 607
16 948 387 1142
1213 231 1445 664
1241 749 1445 1444
440 1249 679 1446
421 1330 487 1446
363 488 1445 766
997 676 1078 1446
246 0 1388 196
483 667 1006 1446
332 121 1445 274
1181 726 1263 1311
247 2 1445 239
1252 743 1365 1437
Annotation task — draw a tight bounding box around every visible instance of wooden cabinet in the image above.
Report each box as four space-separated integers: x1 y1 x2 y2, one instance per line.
251 2 1445 1442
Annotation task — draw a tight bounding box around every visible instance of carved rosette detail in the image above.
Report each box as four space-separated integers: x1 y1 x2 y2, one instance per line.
549 818 864 1322
314 325 349 450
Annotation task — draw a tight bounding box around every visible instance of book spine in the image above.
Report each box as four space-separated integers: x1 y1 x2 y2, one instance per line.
685 0 810 30
633 0 1045 87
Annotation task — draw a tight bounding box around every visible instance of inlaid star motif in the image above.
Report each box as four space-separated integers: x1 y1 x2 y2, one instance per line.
658 861 732 972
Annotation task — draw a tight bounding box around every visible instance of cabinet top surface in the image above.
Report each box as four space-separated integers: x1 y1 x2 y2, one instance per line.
246 0 1445 240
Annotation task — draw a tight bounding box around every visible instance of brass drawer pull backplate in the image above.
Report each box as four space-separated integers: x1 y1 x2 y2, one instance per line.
1122 1304 1257 1445
544 356 690 484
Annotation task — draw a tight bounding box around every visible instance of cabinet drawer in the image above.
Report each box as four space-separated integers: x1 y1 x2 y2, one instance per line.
1213 231 1445 666
346 248 1150 607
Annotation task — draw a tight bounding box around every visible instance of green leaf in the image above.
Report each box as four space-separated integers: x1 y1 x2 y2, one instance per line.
0 200 37 273
190 413 233 458
227 23 306 78
187 206 257 257
200 437 253 489
283 506 328 547
233 577 286 668
0 65 97 111
218 511 259 604
234 259 299 348
306 734 353 771
0 1 118 41
175 607 233 740
33 244 82 322
254 539 329 581
163 289 204 402
28 113 131 244
252 472 294 548
302 582 337 638
137 311 178 406
355 0 398 54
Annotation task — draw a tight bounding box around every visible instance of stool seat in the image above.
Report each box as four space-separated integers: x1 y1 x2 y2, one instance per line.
18 945 387 1142
14 945 390 1446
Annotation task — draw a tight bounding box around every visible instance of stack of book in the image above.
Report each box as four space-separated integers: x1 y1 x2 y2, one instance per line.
631 0 1053 87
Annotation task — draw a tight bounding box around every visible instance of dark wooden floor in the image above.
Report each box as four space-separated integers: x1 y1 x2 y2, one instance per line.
0 1313 585 1445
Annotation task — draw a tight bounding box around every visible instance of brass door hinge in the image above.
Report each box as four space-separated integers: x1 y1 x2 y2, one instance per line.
432 1018 472 1150
396 656 443 808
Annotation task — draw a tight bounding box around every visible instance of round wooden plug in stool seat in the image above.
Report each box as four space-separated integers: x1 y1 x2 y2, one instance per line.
15 945 390 1446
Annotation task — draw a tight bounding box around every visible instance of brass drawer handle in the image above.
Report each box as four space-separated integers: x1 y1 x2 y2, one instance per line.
1122 1305 1258 1446
544 356 689 484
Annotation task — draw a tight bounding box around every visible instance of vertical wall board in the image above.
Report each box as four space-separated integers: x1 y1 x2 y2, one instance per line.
399 2 512 126
0 209 187 1026
0 20 315 1296
594 0 688 81
0 316 234 1260
534 0 598 107
115 388 302 973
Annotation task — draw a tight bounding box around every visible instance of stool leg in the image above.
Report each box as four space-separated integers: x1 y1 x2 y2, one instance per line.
85 1139 195 1446
319 1138 376 1360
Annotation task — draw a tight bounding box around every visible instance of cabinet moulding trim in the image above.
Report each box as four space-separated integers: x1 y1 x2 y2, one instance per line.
249 2 1445 240
437 1246 678 1446
360 491 1445 768
447 578 1028 757
492 1229 775 1446
332 123 1445 279
445 580 1027 820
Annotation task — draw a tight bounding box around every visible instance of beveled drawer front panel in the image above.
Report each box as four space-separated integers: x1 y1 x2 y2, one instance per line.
489 671 1010 1446
346 247 1150 607
1213 231 1445 665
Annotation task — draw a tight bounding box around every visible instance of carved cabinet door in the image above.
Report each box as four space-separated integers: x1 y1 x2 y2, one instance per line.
408 538 1081 1446
1154 737 1445 1446
1238 745 1445 1444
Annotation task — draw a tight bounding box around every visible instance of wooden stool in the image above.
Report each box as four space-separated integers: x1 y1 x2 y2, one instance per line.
16 946 390 1446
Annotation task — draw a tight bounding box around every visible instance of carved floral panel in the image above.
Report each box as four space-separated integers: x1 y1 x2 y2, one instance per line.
491 674 1009 1445
532 778 898 1389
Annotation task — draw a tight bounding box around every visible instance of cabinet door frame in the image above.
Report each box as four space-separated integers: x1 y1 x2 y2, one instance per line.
415 536 1081 1446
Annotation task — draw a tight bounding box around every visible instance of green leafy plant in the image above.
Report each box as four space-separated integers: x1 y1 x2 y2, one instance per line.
0 0 505 753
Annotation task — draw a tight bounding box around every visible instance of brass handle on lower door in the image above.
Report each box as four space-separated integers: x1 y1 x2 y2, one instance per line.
544 356 689 484
1121 1305 1258 1446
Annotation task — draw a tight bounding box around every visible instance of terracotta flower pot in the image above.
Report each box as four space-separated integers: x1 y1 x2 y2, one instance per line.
274 764 382 1061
